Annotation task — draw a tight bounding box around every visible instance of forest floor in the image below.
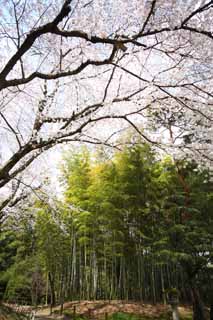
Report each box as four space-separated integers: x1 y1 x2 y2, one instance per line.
33 300 192 320
0 303 27 320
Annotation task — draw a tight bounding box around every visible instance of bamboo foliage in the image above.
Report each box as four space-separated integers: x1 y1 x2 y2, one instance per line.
1 144 212 317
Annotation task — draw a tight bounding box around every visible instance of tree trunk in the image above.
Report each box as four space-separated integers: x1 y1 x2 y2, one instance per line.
60 273 65 316
160 265 166 305
48 272 56 314
191 286 207 320
151 263 156 304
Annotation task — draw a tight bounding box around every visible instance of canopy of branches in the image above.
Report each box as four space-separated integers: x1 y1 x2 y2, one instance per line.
0 0 213 217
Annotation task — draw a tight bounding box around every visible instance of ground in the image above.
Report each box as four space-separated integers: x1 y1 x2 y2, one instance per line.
1 300 193 320
34 300 192 319
0 303 27 320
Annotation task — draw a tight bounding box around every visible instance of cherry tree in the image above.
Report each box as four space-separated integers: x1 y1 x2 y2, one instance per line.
0 0 213 219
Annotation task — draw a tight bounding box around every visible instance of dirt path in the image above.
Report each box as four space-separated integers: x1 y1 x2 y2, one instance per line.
34 300 192 319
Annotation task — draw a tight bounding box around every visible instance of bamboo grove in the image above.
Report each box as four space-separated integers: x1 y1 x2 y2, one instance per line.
0 143 213 315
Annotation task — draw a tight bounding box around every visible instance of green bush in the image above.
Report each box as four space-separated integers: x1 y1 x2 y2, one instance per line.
109 313 140 320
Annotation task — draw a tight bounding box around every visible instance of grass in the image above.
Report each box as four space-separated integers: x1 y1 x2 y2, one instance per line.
63 309 85 320
61 310 192 320
108 312 192 320
109 313 141 320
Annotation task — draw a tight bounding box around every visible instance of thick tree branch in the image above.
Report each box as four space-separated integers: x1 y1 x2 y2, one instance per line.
0 50 116 90
181 1 213 26
0 0 72 82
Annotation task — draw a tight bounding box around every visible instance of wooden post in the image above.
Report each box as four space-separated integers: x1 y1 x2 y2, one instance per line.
73 305 76 320
210 304 213 320
167 289 180 320
88 308 92 318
